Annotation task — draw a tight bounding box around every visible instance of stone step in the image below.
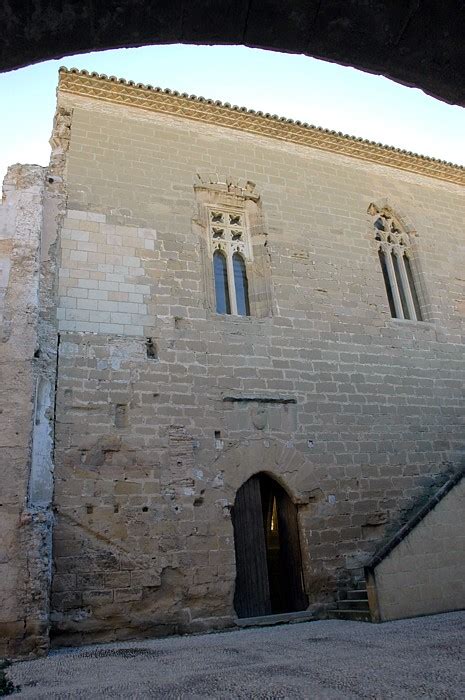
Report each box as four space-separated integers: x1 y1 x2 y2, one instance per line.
236 610 316 628
353 579 368 590
338 589 368 602
330 608 372 622
337 598 369 611
347 589 368 600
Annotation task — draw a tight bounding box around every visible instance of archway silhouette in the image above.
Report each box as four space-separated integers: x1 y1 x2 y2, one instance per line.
1 4 464 106
231 472 308 618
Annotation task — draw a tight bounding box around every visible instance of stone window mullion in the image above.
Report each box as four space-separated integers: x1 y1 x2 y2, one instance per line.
226 245 238 315
370 203 424 322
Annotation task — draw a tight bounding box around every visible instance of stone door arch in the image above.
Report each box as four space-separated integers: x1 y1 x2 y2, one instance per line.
231 472 308 618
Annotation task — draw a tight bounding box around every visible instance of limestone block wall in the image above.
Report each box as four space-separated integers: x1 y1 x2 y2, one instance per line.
50 88 465 645
373 476 465 620
57 210 155 335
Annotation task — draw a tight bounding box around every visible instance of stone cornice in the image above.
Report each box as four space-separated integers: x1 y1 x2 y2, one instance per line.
58 68 464 187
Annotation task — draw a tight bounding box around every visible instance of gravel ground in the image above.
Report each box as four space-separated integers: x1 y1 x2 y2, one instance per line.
8 611 465 699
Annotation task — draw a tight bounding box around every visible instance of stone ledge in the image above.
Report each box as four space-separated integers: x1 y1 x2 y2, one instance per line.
235 610 315 628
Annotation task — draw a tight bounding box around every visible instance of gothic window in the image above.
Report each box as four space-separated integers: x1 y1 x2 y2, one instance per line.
194 175 272 318
369 204 422 321
209 209 251 316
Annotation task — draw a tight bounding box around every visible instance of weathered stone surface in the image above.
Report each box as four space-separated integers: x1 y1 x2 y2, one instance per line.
1 2 465 106
0 165 51 658
1 68 464 656
48 74 464 646
0 94 68 658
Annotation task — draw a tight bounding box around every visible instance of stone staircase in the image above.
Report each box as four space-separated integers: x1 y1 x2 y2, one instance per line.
329 578 372 621
325 468 465 625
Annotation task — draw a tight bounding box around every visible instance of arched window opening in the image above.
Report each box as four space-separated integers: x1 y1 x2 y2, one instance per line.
369 204 423 321
378 249 396 317
392 252 410 319
404 255 422 320
233 253 250 316
213 250 231 314
209 208 253 316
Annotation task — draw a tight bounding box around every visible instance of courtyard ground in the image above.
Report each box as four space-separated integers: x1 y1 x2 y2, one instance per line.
8 611 465 698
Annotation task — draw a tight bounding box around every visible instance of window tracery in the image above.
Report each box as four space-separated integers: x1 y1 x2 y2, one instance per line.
193 175 271 318
368 203 422 321
209 208 251 316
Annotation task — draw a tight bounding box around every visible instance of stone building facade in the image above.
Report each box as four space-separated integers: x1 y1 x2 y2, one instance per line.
0 68 464 657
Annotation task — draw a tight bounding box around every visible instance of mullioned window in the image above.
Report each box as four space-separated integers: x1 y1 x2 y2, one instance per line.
193 176 272 318
369 203 423 321
210 209 251 316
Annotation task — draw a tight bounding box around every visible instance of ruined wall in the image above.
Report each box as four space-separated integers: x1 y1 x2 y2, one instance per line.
373 476 465 620
0 165 52 658
50 91 465 644
0 102 66 658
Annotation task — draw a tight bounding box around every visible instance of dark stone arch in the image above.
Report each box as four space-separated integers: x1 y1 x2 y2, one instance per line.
235 469 297 505
1 2 464 106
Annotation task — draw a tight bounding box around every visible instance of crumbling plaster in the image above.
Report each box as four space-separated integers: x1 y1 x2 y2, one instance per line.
0 164 50 657
0 104 68 658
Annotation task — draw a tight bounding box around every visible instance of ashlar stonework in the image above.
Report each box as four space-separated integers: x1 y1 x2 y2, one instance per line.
0 68 464 657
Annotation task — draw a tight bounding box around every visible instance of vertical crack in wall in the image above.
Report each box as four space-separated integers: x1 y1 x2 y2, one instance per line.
23 104 72 657
51 333 60 464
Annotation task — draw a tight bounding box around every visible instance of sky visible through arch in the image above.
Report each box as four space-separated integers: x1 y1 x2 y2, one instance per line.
0 44 464 183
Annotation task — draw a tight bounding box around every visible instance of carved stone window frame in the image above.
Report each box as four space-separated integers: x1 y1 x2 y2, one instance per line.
193 176 272 318
208 205 252 315
368 202 428 322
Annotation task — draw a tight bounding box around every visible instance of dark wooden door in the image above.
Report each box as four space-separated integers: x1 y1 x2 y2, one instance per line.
232 475 272 618
275 486 308 612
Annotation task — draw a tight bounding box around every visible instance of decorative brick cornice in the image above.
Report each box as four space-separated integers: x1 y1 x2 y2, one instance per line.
58 68 464 187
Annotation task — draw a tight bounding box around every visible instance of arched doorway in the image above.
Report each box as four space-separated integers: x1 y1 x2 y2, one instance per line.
231 473 308 618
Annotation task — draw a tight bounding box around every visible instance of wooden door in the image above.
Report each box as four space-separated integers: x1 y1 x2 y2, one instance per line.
275 486 308 612
232 475 271 618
